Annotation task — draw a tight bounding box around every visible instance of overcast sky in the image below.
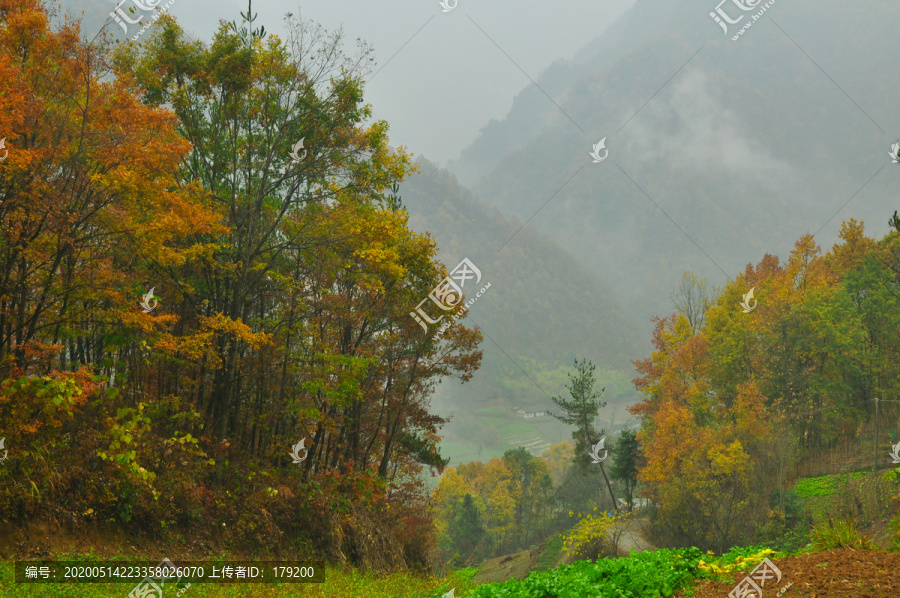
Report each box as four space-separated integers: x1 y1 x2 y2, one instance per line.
161 0 636 165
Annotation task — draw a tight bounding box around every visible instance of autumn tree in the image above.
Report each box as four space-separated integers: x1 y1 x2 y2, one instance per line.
502 447 554 548
0 0 484 569
671 272 715 333
0 0 220 535
0 0 212 380
629 224 900 551
112 10 482 488
433 452 560 558
544 440 574 486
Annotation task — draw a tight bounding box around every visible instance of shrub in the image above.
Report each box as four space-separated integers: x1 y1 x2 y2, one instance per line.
810 517 875 551
766 524 811 554
755 489 812 553
562 510 634 562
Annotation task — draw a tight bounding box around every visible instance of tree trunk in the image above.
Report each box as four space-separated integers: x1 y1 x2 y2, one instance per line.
599 462 618 514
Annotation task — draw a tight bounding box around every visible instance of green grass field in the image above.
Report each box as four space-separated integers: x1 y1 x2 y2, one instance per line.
473 408 507 415
0 561 479 598
437 441 507 464
497 422 536 436
478 416 513 428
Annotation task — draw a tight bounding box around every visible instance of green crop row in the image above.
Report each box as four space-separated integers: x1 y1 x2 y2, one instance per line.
421 547 706 598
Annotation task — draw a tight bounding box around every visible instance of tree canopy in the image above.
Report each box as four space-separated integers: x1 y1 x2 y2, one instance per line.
0 0 481 568
630 223 900 551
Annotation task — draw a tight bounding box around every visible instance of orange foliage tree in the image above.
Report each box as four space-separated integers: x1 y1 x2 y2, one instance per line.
631 222 900 551
0 0 482 568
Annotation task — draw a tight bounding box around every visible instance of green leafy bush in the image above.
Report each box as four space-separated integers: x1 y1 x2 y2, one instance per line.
755 490 811 553
884 467 900 550
764 525 811 554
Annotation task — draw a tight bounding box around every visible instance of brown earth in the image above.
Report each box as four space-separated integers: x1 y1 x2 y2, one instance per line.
678 548 900 598
471 549 535 585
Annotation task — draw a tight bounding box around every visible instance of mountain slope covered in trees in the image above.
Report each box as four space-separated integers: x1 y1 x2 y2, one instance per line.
449 0 900 328
400 159 645 462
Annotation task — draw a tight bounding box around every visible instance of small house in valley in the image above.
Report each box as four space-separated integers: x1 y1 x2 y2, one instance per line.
513 405 553 419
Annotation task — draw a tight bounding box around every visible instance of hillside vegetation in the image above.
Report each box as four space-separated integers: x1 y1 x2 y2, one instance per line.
3 1 900 597
0 0 477 570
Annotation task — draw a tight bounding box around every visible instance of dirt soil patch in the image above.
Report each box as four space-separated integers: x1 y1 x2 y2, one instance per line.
472 549 535 585
678 547 900 598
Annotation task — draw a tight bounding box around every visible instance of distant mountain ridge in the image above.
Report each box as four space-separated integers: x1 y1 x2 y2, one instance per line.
447 0 900 325
402 157 645 374
445 0 677 188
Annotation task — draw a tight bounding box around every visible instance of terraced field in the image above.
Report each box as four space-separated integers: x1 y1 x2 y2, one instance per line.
497 422 553 455
440 409 559 465
480 416 513 429
499 430 553 455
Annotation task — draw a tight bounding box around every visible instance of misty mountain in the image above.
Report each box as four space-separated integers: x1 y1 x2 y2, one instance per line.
401 158 646 460
402 157 645 373
447 0 900 326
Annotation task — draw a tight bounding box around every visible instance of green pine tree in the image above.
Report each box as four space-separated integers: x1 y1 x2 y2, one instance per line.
448 493 489 564
551 358 619 512
610 429 641 512
551 357 606 460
